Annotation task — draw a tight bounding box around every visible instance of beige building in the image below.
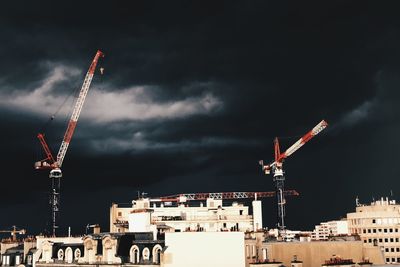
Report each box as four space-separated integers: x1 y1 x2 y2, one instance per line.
261 241 384 267
110 197 262 234
347 197 400 264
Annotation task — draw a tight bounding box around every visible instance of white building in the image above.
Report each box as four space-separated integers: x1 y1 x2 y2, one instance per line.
163 232 245 267
347 197 400 264
110 197 263 234
311 220 349 241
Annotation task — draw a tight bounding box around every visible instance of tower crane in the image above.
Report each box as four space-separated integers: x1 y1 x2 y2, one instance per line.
0 226 26 242
34 50 104 236
259 120 328 236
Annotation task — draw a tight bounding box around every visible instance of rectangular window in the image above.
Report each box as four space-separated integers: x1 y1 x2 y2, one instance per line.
397 258 400 263
393 258 396 263
386 258 390 263
379 229 382 232
385 238 389 243
379 238 383 242
369 239 372 243
363 229 367 233
368 229 371 233
396 238 399 242
386 248 390 252
391 238 394 242
373 229 376 233
397 248 400 252
391 248 395 252
390 228 394 233
385 229 388 233
372 219 376 224
364 240 367 243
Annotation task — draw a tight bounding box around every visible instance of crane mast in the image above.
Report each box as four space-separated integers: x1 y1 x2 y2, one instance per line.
259 120 328 238
35 50 104 236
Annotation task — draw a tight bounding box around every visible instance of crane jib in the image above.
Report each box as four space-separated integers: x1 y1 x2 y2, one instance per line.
35 50 104 170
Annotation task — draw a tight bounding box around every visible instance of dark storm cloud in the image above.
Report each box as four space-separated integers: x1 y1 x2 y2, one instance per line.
1 1 400 232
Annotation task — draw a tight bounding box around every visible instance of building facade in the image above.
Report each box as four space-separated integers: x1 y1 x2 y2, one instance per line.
347 197 400 264
110 198 262 234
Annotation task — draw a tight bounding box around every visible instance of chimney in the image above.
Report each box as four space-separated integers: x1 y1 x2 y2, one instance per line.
93 224 100 234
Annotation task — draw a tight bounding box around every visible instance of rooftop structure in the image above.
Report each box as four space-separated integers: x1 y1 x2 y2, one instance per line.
311 220 349 241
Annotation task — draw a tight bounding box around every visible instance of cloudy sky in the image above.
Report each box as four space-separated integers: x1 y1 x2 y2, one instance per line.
1 1 400 235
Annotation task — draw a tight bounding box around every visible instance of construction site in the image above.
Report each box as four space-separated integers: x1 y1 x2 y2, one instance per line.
0 50 390 267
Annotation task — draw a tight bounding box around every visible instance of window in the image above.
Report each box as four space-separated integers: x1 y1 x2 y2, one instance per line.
385 238 389 243
379 238 383 242
396 228 399 233
363 229 367 234
379 229 382 232
390 228 394 233
373 229 376 233
368 229 371 233
391 248 395 252
397 258 400 263
368 239 372 243
364 240 367 243
391 238 394 242
397 248 400 252
396 238 399 242
118 212 122 216
386 258 390 263
386 248 390 252
373 219 376 224
393 258 396 263
384 229 388 233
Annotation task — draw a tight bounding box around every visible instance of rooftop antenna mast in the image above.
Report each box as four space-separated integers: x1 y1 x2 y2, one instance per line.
35 50 104 236
259 120 328 238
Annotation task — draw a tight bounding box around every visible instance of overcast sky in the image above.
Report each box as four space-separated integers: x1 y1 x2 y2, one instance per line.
1 1 400 235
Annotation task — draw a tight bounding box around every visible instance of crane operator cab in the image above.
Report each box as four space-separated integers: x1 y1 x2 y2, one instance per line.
49 168 62 179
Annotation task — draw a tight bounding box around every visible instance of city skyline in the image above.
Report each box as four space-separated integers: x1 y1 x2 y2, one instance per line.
0 1 400 234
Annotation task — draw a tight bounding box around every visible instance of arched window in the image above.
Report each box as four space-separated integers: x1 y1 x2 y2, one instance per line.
74 248 81 260
57 249 64 261
129 245 140 264
65 247 73 263
142 247 150 261
152 245 163 264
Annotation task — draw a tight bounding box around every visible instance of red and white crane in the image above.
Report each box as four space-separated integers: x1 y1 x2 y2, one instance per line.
34 50 104 236
259 120 328 235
